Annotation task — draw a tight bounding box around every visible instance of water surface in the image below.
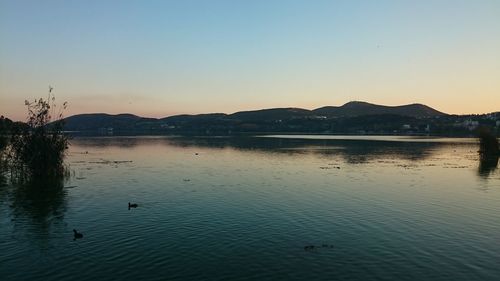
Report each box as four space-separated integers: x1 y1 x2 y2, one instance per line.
1 136 499 281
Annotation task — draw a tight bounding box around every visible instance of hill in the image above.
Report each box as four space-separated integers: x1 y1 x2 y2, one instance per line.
228 108 311 121
313 101 446 118
60 101 454 133
63 113 158 131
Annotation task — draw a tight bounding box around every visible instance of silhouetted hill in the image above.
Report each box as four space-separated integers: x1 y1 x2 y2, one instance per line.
228 108 311 121
161 108 312 123
59 102 468 134
63 113 157 131
313 102 446 118
161 113 227 123
161 102 445 124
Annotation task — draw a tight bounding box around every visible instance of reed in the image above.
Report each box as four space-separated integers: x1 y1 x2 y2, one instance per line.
7 90 69 178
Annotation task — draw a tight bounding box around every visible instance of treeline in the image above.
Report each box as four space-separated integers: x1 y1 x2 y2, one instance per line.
75 113 499 137
1 115 28 132
0 116 31 151
1 95 69 178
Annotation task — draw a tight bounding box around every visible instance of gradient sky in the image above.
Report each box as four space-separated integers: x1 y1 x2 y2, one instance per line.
1 0 499 121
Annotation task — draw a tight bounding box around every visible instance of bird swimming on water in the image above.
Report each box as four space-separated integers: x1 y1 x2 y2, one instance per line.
73 229 83 239
128 202 138 209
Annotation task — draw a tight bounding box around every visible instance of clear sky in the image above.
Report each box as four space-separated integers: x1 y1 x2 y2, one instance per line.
1 0 499 121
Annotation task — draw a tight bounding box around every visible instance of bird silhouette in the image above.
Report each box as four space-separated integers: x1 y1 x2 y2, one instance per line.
73 229 83 239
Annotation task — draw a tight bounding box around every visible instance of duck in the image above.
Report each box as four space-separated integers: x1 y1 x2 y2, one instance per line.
128 202 138 209
73 229 83 239
304 245 315 251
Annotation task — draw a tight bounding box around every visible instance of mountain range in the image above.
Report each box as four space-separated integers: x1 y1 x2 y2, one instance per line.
63 101 446 132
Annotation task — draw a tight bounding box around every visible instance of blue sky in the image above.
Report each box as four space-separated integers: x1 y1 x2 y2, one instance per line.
1 0 499 120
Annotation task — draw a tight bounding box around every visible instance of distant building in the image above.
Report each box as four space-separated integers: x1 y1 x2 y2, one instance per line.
462 120 479 130
98 127 114 135
160 124 176 129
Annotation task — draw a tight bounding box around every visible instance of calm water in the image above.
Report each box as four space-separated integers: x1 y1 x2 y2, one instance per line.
1 136 499 281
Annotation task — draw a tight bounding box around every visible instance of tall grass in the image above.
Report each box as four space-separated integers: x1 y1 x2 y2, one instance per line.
7 91 69 178
478 127 500 157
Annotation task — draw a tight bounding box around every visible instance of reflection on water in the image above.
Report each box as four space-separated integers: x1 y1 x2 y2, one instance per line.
478 155 499 178
73 136 447 162
0 136 499 281
1 172 69 242
9 176 68 227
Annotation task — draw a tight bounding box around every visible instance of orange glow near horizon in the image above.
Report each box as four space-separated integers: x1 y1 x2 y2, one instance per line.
1 0 499 121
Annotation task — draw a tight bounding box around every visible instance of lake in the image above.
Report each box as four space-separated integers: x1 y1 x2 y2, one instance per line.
1 135 499 281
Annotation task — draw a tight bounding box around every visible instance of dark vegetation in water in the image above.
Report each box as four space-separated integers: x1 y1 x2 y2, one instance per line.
4 92 69 178
477 127 499 177
478 127 500 156
0 91 70 237
5 175 68 236
478 156 499 178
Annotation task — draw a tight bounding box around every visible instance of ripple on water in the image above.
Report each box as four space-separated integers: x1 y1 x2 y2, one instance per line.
1 137 499 281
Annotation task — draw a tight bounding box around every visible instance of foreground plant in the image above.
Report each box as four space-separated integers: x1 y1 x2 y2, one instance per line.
8 90 69 178
478 127 500 157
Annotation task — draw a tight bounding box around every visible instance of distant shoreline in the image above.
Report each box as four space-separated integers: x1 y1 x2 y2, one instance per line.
65 131 486 139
